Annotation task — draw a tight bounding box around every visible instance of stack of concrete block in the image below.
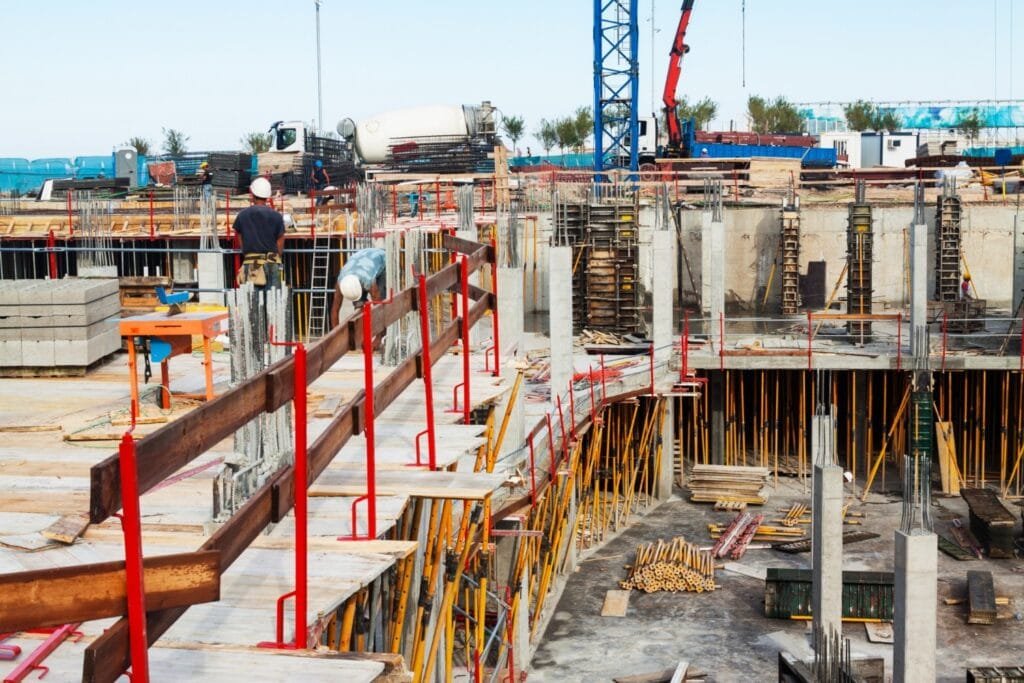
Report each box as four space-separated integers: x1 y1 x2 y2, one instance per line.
0 279 121 370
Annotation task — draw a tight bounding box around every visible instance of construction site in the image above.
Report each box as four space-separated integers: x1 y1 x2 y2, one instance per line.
4 2 1024 683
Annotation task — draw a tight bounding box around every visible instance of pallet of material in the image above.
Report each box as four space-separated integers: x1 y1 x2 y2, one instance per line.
968 666 1024 683
119 276 172 314
688 464 771 505
764 568 894 620
961 488 1017 558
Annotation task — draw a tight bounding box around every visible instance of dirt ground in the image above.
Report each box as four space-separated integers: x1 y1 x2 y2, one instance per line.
528 475 1024 682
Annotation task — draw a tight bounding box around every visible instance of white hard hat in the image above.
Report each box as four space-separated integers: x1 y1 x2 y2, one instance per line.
250 177 272 199
339 274 363 301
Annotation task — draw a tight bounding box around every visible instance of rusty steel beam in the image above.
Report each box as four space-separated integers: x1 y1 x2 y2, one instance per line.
81 243 493 683
0 551 219 633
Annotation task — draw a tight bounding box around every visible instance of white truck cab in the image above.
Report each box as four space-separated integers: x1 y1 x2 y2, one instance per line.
269 121 307 153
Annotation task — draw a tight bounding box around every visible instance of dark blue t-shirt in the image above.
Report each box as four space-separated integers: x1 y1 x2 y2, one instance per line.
233 204 285 254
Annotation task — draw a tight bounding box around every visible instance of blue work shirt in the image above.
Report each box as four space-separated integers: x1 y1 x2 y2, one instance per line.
339 248 387 301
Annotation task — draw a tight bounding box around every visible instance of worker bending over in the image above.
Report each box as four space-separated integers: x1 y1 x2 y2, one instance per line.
330 247 387 329
233 177 285 289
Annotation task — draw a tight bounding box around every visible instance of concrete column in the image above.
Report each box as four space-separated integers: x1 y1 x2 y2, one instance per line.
811 414 835 467
700 210 712 317
497 265 524 375
1014 213 1024 317
514 566 531 669
548 246 573 406
709 371 725 465
894 530 937 683
910 220 928 357
812 463 844 641
652 230 675 370
658 398 675 499
197 251 225 305
709 216 725 345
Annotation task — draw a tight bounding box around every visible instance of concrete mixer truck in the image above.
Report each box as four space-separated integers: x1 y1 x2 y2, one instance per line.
267 101 497 184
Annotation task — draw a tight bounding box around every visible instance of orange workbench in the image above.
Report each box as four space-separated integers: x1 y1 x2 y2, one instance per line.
119 311 229 417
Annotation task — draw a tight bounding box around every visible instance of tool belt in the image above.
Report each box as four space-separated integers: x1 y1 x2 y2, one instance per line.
237 252 281 286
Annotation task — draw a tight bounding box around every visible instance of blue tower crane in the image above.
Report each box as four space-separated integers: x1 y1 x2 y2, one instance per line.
593 0 639 173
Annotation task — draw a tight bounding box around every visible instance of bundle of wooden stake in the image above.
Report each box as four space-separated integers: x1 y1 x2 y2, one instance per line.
620 537 716 593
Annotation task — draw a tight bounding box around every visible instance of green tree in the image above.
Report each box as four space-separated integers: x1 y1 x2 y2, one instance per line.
161 128 189 156
502 115 525 152
843 100 877 132
843 100 902 132
554 117 579 160
747 95 805 134
956 108 983 143
572 106 593 153
676 96 718 131
124 136 151 156
536 119 558 157
241 131 273 154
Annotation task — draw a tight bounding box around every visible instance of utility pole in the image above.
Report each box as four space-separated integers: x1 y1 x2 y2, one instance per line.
315 0 324 132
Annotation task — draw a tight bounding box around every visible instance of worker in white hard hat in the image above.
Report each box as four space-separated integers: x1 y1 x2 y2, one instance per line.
232 176 285 290
330 247 387 330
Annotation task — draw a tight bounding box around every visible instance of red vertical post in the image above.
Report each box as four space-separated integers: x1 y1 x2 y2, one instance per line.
460 256 471 424
555 393 567 460
588 367 597 419
435 180 441 218
545 413 556 473
417 274 437 470
490 235 500 376
362 303 378 539
148 190 155 241
118 431 150 682
66 188 74 236
292 343 308 647
418 184 424 221
47 230 57 279
391 185 398 221
527 435 537 506
681 309 690 380
807 311 813 371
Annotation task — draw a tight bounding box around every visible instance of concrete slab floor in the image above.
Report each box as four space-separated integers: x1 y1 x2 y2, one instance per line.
529 478 1024 683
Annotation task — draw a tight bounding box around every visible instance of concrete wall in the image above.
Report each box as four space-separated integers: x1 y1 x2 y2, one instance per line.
679 204 1021 310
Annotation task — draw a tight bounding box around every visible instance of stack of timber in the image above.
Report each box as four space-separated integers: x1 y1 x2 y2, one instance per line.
967 570 998 625
961 488 1017 558
585 201 643 334
620 537 715 593
688 465 772 505
119 275 171 316
0 279 120 374
968 667 1024 682
208 152 253 192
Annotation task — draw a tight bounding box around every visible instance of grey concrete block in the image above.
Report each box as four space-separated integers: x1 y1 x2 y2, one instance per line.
0 328 20 341
20 327 55 342
55 328 120 366
43 316 118 342
16 281 53 306
50 278 119 305
1 294 120 328
21 340 55 366
0 340 22 366
0 281 21 305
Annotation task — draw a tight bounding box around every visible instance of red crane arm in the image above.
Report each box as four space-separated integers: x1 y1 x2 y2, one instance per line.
662 0 695 148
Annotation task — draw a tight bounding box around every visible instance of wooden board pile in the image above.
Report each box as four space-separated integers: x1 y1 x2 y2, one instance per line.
961 488 1017 558
688 465 772 505
620 537 715 593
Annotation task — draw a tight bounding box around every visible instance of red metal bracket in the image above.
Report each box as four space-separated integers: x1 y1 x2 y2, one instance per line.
338 302 378 541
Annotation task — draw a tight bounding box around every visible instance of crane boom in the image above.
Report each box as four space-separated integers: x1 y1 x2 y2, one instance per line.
662 0 695 154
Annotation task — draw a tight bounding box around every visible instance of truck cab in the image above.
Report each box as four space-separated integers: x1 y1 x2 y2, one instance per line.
269 121 307 153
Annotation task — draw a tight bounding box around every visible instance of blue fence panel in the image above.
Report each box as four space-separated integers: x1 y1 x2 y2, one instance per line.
73 155 115 179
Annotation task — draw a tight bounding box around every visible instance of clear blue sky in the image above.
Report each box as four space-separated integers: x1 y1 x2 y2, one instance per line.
1 0 1021 158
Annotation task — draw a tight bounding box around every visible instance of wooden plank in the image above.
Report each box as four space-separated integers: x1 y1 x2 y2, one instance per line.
314 394 343 418
600 589 630 617
864 621 894 644
669 661 690 683
0 424 62 433
968 570 997 625
0 550 220 632
40 512 91 544
935 421 958 495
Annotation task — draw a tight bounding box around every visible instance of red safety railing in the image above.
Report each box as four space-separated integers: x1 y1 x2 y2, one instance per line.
258 331 309 650
339 301 379 541
412 274 438 470
118 417 149 681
